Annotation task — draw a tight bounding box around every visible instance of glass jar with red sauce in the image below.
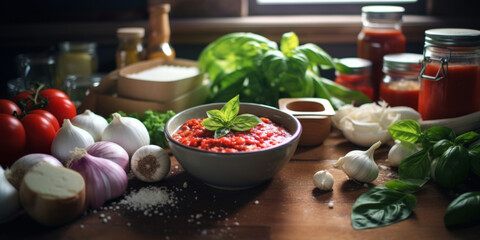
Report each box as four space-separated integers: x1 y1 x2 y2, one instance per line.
380 53 423 110
335 58 373 100
418 28 480 120
358 5 406 101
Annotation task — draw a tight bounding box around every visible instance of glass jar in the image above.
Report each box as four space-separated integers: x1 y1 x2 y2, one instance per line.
55 42 98 89
418 28 480 120
116 27 146 69
380 53 423 110
147 2 175 60
358 5 406 101
16 53 56 89
334 58 373 100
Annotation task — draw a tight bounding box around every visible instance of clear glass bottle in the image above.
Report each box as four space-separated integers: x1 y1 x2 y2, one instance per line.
418 28 480 120
380 53 423 110
116 27 146 69
55 42 98 89
358 5 406 101
147 2 175 60
334 58 373 100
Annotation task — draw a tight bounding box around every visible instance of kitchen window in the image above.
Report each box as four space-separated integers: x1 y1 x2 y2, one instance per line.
249 0 427 15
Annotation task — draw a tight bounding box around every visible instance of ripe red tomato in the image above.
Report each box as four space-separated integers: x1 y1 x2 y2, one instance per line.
0 99 21 115
29 109 60 132
39 89 70 100
20 113 56 154
43 97 77 126
0 114 26 167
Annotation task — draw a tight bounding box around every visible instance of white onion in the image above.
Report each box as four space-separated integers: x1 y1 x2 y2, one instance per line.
85 141 129 171
68 148 127 209
101 113 150 156
51 119 95 164
0 166 21 222
4 153 63 189
71 110 108 141
131 145 170 182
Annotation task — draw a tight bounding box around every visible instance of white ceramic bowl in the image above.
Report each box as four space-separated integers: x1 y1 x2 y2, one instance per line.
165 103 302 190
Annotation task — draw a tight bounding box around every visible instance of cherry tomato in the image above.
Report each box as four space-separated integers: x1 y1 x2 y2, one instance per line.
0 99 21 115
39 89 70 100
43 97 77 126
0 114 26 167
29 109 60 132
21 113 56 154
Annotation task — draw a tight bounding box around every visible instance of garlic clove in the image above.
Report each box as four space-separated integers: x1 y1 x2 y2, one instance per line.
102 113 150 157
342 118 390 147
0 166 21 222
71 110 108 142
51 119 95 164
313 170 334 191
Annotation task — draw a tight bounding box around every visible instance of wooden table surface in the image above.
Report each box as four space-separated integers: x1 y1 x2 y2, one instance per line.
1 129 479 240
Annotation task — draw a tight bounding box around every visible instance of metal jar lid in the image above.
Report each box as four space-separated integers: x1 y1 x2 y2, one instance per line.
383 53 423 73
362 5 404 21
425 28 480 47
338 58 371 75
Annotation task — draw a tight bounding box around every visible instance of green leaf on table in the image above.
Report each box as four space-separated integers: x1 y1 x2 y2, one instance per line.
351 186 417 230
388 120 421 144
444 191 480 228
385 178 427 193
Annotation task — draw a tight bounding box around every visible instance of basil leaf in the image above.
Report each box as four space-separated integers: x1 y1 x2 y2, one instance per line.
221 94 240 122
214 127 231 139
201 118 224 131
351 186 417 230
385 178 427 193
231 114 262 131
454 131 480 146
206 109 225 122
388 120 421 144
398 148 431 180
434 145 470 189
296 43 336 69
422 126 456 149
469 150 480 177
444 191 480 228
431 139 454 159
280 32 299 56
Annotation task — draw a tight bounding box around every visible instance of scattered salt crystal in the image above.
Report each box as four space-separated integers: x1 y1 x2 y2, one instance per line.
234 222 240 226
379 165 389 170
183 182 188 188
80 224 84 229
328 201 334 209
126 65 200 82
196 214 203 219
99 214 105 219
127 222 131 227
363 183 369 188
102 218 108 223
254 200 260 205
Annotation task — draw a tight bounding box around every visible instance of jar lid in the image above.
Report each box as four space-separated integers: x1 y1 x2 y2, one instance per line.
338 58 371 75
383 53 423 72
425 28 480 47
117 28 145 38
362 5 404 20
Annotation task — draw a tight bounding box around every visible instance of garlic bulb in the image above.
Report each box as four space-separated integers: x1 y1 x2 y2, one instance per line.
313 170 334 191
0 166 21 222
102 113 150 156
131 145 170 182
67 148 128 209
85 141 129 171
51 119 95 164
334 101 422 147
387 140 420 167
71 110 108 141
335 141 382 183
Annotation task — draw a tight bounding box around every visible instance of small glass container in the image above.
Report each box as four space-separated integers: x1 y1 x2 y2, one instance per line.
358 5 406 101
116 27 146 69
16 53 56 89
335 58 373 100
63 74 102 107
418 28 480 120
380 53 423 110
55 42 98 89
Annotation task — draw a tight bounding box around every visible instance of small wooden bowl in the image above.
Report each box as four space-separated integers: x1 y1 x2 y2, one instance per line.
279 98 335 147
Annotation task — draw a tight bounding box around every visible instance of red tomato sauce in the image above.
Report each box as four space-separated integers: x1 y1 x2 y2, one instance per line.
419 64 480 120
379 81 419 110
173 117 291 153
358 29 406 100
335 73 374 100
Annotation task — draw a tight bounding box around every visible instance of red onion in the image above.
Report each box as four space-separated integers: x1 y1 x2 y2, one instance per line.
4 153 63 189
86 141 129 171
68 148 127 209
